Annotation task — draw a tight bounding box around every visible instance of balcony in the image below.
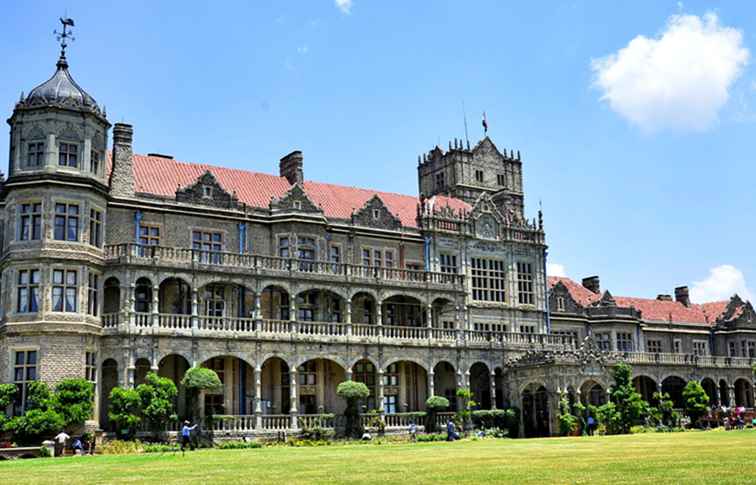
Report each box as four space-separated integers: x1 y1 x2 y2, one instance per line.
104 244 465 291
621 351 755 369
101 311 576 351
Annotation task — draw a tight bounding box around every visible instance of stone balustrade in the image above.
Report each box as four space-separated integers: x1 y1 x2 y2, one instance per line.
622 352 755 369
104 243 465 291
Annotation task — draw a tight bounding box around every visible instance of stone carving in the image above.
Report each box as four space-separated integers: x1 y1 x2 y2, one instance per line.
351 195 401 230
269 183 321 213
175 170 239 209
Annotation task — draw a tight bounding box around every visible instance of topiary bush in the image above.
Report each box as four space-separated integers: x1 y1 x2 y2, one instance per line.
424 395 450 433
336 380 370 438
137 372 178 437
54 378 95 428
682 381 709 427
108 387 142 440
181 367 222 421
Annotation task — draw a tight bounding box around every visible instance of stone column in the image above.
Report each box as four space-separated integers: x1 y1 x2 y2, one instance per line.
376 299 383 337
728 385 736 407
255 365 263 429
290 299 298 334
290 368 299 429
191 289 199 333
151 285 160 329
490 372 497 409
128 282 136 328
377 369 385 415
345 300 352 336
254 292 262 331
426 304 433 328
428 371 435 398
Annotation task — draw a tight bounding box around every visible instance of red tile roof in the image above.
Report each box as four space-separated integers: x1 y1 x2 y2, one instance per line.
548 276 730 325
115 154 470 229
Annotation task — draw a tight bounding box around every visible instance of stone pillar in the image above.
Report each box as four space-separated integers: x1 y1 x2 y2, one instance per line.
345 300 352 336
728 385 736 407
290 299 298 334
151 285 160 329
191 289 199 333
377 369 385 414
426 304 433 328
490 372 497 409
128 282 136 328
399 362 408 412
376 299 383 337
290 368 299 429
428 371 435 398
224 357 234 414
254 292 262 331
254 365 263 429
45 133 56 171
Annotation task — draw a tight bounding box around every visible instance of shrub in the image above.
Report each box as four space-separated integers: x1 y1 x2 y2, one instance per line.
137 372 178 435
181 367 222 420
337 381 370 438
682 381 709 426
416 433 446 442
6 408 65 445
216 440 262 450
558 397 579 436
649 392 676 427
471 409 511 430
424 395 450 433
143 443 180 453
607 363 649 434
54 378 95 428
0 383 16 429
108 387 142 440
455 388 476 430
100 440 144 455
25 381 55 411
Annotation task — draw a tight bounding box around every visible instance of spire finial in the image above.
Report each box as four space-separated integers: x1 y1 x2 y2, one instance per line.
53 17 75 64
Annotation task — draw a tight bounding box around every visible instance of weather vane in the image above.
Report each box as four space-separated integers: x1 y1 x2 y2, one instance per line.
53 17 75 59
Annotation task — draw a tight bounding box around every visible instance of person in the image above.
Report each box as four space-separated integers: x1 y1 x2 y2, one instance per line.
180 420 198 454
72 437 83 455
446 420 459 441
587 415 596 436
54 430 70 457
409 421 417 442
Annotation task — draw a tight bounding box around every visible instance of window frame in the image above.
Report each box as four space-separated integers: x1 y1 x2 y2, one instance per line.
87 272 99 316
471 257 506 302
58 141 79 168
89 208 104 248
54 202 80 241
12 349 38 415
516 261 535 305
26 142 44 168
16 269 40 314
52 268 78 313
18 202 42 241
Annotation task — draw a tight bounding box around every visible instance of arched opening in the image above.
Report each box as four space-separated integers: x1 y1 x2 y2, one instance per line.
719 379 730 406
522 384 550 438
352 359 377 411
661 376 687 409
431 297 456 329
199 282 254 319
701 378 717 405
134 358 152 386
260 285 290 320
633 376 658 403
384 361 428 413
261 357 290 415
99 359 118 430
382 295 424 327
433 361 457 411
296 358 346 415
494 367 505 409
734 378 754 407
580 380 606 406
296 289 345 322
158 354 190 418
351 292 375 324
469 362 491 409
200 356 255 416
159 278 192 314
134 277 153 313
103 277 121 314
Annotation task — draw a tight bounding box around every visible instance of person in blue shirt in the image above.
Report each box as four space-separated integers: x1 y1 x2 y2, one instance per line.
180 420 198 454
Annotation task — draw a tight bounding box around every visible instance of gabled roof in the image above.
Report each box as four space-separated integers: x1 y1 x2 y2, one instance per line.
116 154 470 229
548 276 601 306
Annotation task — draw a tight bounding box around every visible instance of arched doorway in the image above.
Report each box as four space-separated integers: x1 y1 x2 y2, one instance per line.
433 361 457 411
580 380 607 406
200 356 255 415
134 358 152 386
99 359 119 430
260 286 290 320
159 278 192 314
260 357 290 415
296 289 345 322
522 384 550 437
158 354 190 418
734 378 754 407
431 297 456 329
351 292 376 324
469 362 491 409
134 277 153 313
382 295 424 326
296 358 346 415
633 376 658 403
352 359 377 411
384 361 428 413
701 378 717 405
661 376 686 409
103 277 121 314
719 379 730 406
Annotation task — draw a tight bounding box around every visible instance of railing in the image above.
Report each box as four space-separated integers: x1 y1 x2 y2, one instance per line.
134 312 151 328
101 313 120 328
159 313 192 330
352 324 379 338
435 412 456 429
261 414 290 431
431 328 457 341
260 319 292 334
198 315 255 333
383 325 428 340
298 321 347 337
297 414 335 430
623 352 755 369
104 244 465 289
211 415 256 433
384 413 424 429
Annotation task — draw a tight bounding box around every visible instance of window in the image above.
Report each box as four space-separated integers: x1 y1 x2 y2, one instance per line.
89 209 103 247
192 230 222 264
439 254 458 274
87 273 99 316
384 394 397 415
384 364 399 387
475 170 484 183
372 209 380 220
729 341 737 357
741 340 747 358
353 362 376 409
693 340 708 356
520 325 535 334
138 224 160 256
27 142 44 167
58 142 78 167
278 237 290 258
329 246 341 263
16 269 40 313
373 250 382 268
517 262 534 305
362 249 371 266
85 351 97 383
555 296 566 312
647 339 662 353
553 330 578 342
471 258 505 302
595 332 611 351
435 171 445 189
19 203 42 241
90 150 101 175
672 339 682 354
384 251 394 268
52 269 77 312
13 350 37 415
616 332 633 352
496 173 506 186
279 292 290 320
406 262 422 271
54 203 79 241
205 285 225 317
748 341 756 358
202 185 213 198
298 362 317 386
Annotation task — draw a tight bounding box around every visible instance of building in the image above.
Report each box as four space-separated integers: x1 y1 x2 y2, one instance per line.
1 29 753 438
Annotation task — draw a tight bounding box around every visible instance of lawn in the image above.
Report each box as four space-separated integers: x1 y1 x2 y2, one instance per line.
1 430 755 484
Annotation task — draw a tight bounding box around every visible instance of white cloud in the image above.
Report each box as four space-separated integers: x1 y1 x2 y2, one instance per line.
335 0 352 14
297 45 309 55
690 264 753 303
592 13 749 132
547 263 567 277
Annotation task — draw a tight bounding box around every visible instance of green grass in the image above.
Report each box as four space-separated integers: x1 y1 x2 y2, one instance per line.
1 430 755 484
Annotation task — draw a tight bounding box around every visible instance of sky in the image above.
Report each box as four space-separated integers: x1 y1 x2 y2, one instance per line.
1 1 754 304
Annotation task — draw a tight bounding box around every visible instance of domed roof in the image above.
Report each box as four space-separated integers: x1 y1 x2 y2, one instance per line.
20 55 104 117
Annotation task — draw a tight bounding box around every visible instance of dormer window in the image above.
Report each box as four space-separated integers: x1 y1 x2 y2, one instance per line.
58 142 78 167
556 296 565 312
202 185 213 198
27 142 44 167
372 209 380 220
293 200 302 210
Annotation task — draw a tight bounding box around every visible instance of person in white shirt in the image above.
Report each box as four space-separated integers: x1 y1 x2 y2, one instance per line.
54 431 70 457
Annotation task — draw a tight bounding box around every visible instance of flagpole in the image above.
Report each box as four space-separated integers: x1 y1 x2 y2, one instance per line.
462 100 470 147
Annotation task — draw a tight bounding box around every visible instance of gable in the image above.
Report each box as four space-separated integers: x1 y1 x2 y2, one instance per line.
269 183 322 214
351 195 402 230
175 170 239 209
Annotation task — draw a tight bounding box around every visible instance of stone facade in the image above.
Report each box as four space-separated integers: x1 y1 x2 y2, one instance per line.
0 45 753 438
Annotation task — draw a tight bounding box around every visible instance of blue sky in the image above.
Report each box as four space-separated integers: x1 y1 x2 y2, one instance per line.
1 1 754 303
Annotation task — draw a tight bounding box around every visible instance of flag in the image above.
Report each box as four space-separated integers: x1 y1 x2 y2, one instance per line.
482 112 488 134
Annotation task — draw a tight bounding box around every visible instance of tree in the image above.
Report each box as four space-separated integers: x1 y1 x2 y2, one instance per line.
558 396 578 436
425 395 450 433
137 372 178 436
108 387 142 439
336 380 370 438
455 387 476 432
682 381 709 426
180 366 222 421
54 378 95 428
650 391 677 427
607 363 648 434
4 381 65 445
0 383 16 430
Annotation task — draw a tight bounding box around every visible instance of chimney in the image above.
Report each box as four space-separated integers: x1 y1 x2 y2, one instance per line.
279 150 304 185
656 294 673 302
675 286 690 307
110 123 135 198
582 276 600 294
